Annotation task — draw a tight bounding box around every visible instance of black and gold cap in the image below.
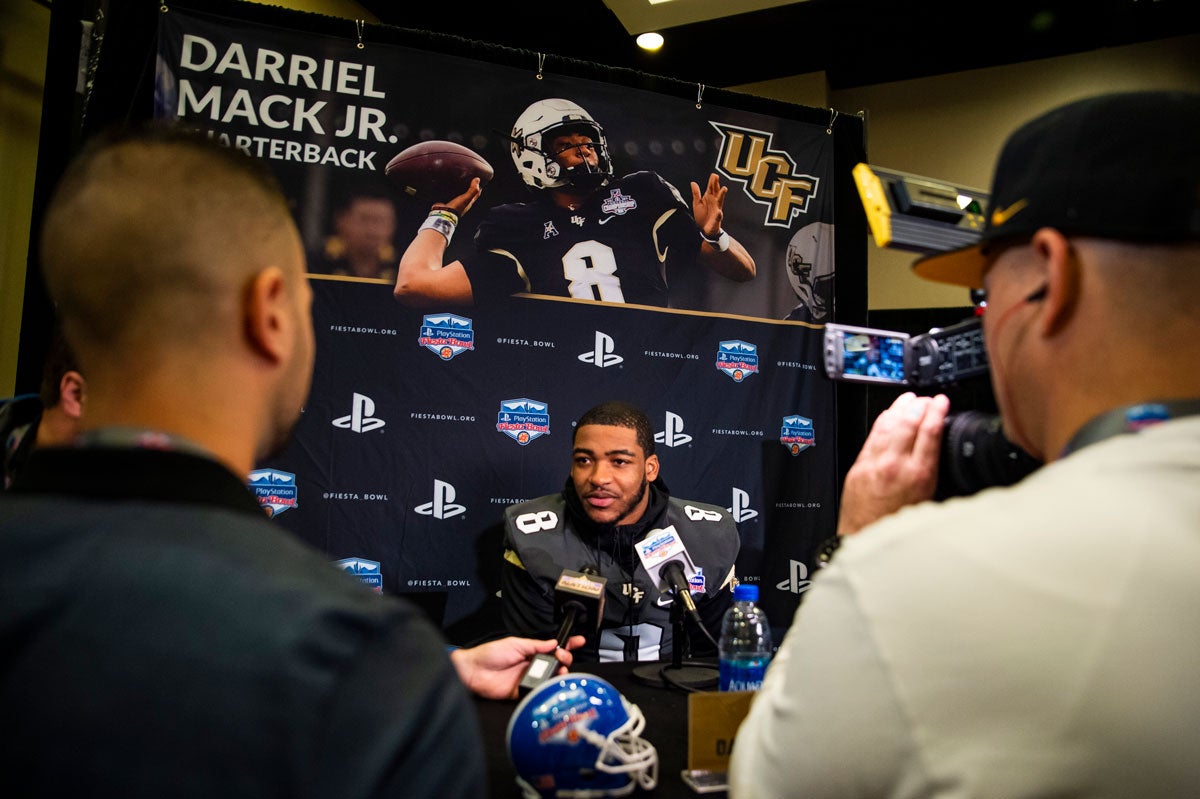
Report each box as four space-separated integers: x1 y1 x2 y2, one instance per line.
913 90 1200 289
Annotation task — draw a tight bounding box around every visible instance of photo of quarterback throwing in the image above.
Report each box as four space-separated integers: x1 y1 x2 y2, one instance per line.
392 97 756 309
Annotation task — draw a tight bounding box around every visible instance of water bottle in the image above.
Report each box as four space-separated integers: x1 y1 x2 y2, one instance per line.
718 584 772 691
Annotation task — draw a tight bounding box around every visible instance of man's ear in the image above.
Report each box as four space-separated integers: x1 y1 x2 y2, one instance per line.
1030 227 1080 337
244 266 291 364
58 371 86 419
645 453 661 483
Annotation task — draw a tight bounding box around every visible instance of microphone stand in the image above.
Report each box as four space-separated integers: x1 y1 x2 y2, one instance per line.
631 586 718 692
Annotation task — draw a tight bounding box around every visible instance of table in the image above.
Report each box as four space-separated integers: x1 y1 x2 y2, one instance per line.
474 659 729 798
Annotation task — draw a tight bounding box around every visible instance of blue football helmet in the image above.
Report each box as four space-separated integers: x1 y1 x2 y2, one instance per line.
507 673 658 798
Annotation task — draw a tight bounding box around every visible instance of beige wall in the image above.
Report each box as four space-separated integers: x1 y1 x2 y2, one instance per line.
0 0 52 398
736 34 1200 310
1 0 1197 394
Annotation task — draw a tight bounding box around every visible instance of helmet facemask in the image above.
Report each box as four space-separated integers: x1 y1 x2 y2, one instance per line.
785 221 836 321
510 99 614 192
507 673 659 799
542 124 613 193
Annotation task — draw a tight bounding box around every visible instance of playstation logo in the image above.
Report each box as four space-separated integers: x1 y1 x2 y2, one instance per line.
727 487 759 523
654 411 692 448
578 331 623 368
415 479 466 520
776 559 813 595
333 393 386 433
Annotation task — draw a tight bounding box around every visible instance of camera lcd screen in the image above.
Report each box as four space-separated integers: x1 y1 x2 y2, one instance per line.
825 326 907 383
838 331 907 382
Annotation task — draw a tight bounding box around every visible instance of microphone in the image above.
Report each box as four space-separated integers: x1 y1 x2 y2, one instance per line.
629 526 720 691
634 525 701 621
552 566 607 648
660 560 697 615
519 567 607 692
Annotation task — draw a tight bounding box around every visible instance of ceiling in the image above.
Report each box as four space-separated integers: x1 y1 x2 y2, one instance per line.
355 0 1200 90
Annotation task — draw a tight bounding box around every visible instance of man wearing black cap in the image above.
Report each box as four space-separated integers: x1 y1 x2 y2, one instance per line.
731 90 1200 797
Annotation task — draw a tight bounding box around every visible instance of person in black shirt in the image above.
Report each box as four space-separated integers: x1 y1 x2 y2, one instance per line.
501 400 740 662
0 330 86 489
0 125 579 798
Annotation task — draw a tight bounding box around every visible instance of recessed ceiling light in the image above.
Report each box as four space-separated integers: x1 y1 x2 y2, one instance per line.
636 32 664 51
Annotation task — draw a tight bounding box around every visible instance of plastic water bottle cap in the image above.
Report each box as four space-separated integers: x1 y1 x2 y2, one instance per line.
733 584 758 602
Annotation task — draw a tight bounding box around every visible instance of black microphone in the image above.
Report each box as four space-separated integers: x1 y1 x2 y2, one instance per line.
551 566 606 648
660 559 698 616
519 567 607 692
629 527 721 691
634 525 702 622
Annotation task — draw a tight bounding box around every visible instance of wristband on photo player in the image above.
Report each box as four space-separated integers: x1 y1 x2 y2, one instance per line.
700 228 731 252
420 207 459 244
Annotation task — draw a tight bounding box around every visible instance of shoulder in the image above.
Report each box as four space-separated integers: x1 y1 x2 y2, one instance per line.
619 170 675 190
1 495 452 670
504 493 569 534
506 492 565 515
483 199 539 222
666 496 736 528
662 497 740 563
475 200 541 241
617 171 689 205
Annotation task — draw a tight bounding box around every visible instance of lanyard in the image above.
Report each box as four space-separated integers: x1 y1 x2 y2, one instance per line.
1060 400 1200 458
75 427 214 459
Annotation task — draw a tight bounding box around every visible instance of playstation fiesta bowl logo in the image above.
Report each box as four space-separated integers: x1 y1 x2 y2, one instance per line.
780 414 815 455
248 469 298 517
334 557 383 593
418 313 474 360
716 339 759 382
497 398 550 445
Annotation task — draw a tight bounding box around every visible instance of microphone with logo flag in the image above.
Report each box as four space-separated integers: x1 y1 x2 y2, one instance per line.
631 526 720 691
634 525 705 624
518 567 607 693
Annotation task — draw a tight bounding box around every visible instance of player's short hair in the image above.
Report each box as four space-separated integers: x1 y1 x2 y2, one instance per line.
575 401 655 457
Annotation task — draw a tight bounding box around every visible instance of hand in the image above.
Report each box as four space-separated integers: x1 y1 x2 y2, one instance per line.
450 634 586 700
690 172 728 239
437 177 484 217
836 392 950 536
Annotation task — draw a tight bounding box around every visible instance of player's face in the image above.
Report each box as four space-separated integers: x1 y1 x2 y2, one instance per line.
572 424 660 527
336 197 396 257
550 132 599 170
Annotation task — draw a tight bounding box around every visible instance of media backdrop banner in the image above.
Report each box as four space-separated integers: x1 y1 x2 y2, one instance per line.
154 6 851 641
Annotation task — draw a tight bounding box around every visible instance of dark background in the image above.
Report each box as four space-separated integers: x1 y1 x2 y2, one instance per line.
357 0 1200 89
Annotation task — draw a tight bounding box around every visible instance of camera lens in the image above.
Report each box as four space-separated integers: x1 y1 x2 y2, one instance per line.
938 411 1041 499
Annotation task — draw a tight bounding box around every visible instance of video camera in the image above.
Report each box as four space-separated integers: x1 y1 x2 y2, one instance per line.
822 316 987 389
827 164 1042 498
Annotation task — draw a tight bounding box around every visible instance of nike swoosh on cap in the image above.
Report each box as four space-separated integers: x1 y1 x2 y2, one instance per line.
990 198 1028 228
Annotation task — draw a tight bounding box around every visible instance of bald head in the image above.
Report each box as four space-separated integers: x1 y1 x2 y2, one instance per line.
39 126 304 363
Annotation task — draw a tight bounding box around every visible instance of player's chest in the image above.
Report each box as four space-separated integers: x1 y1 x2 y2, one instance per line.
538 187 665 237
